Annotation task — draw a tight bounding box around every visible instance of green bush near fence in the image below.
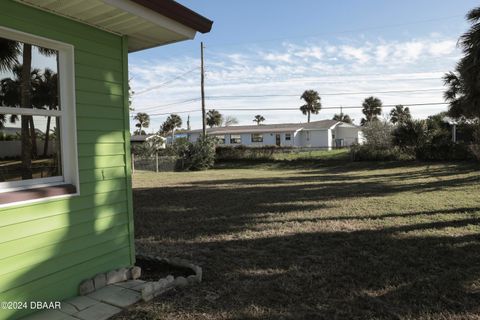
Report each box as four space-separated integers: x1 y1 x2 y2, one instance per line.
216 145 294 160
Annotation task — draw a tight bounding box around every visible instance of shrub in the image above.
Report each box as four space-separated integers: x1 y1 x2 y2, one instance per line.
415 141 473 161
184 136 216 170
216 145 286 160
362 120 393 148
350 144 413 161
392 119 428 149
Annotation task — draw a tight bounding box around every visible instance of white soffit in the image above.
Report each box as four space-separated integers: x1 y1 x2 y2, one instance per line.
15 0 197 52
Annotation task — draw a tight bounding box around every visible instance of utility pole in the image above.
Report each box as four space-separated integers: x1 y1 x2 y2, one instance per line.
200 42 206 136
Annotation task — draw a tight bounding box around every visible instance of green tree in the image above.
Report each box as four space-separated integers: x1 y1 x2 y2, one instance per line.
392 119 428 148
332 113 353 124
133 112 150 135
161 114 182 142
389 105 411 125
300 90 321 123
443 7 480 119
206 109 222 128
253 114 265 125
361 96 382 125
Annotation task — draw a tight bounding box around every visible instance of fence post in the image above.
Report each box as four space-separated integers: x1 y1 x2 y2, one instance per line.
156 152 159 173
131 153 135 174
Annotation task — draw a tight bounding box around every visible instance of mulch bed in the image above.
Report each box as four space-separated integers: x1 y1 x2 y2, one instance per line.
136 256 195 281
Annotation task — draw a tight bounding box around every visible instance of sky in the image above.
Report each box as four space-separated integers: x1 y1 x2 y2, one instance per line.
128 0 478 132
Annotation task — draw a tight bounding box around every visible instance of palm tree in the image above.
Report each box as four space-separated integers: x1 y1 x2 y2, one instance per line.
0 38 20 72
253 114 265 125
0 40 56 178
163 114 182 142
332 113 353 124
206 109 222 128
33 68 58 156
443 7 480 119
133 112 150 135
223 115 238 126
1 65 42 158
361 96 382 125
300 90 321 123
389 105 411 125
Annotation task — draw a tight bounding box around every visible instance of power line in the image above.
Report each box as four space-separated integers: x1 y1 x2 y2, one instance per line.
136 102 448 118
133 88 445 113
134 67 199 95
206 88 445 99
139 97 201 112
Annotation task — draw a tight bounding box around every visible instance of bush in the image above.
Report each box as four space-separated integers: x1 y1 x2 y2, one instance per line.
415 141 474 161
350 144 413 161
184 136 216 170
362 120 393 148
216 145 287 160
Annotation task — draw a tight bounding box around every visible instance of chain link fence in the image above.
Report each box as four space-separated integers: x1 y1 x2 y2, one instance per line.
132 154 182 173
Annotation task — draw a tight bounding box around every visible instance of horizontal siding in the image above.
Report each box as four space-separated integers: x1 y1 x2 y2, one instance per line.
0 12 122 60
0 203 128 244
77 143 125 157
0 190 127 227
76 104 125 120
0 221 128 261
0 224 129 278
78 155 126 170
79 167 127 183
77 117 125 132
0 1 134 318
0 250 130 319
76 91 124 108
76 78 124 96
77 131 126 144
75 63 123 84
75 50 123 72
0 236 130 292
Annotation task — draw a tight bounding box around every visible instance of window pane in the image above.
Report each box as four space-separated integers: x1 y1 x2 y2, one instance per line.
0 36 59 111
251 133 263 142
0 114 62 182
230 134 241 144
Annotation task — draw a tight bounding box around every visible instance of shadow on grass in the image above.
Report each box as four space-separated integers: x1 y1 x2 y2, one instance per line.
131 162 480 319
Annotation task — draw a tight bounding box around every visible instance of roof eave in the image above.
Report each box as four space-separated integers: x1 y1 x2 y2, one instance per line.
130 0 213 34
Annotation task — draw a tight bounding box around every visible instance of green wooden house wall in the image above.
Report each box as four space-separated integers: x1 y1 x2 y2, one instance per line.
0 1 135 319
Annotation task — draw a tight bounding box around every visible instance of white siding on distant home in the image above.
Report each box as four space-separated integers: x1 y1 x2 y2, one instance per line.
296 129 330 148
334 125 362 147
187 121 364 148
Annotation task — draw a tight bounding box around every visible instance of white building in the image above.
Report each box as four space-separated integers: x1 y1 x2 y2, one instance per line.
187 120 364 149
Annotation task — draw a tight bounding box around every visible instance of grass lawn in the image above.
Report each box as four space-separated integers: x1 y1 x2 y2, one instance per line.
118 160 480 320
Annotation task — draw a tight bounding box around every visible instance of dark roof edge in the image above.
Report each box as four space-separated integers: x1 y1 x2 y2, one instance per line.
131 0 213 33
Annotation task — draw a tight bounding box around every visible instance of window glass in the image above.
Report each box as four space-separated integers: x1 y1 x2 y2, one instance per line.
0 114 61 182
251 133 263 142
0 36 62 186
214 135 225 144
285 133 291 141
230 134 241 144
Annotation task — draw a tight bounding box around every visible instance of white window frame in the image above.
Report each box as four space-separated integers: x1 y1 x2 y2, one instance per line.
0 26 79 195
285 133 291 141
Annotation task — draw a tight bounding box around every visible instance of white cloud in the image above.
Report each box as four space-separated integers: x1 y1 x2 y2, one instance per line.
339 45 370 64
129 34 461 130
